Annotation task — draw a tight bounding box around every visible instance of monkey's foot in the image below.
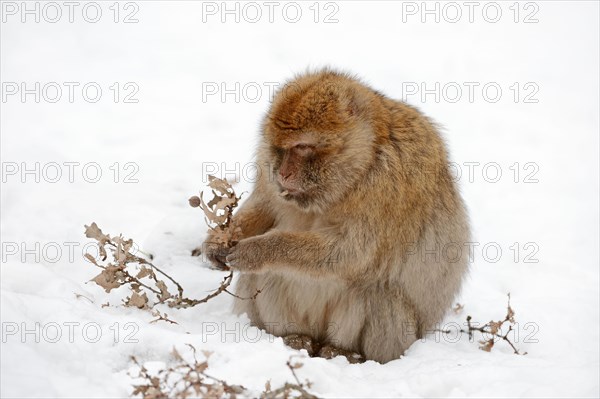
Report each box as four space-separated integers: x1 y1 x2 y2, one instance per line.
283 334 319 356
317 344 365 364
283 335 365 364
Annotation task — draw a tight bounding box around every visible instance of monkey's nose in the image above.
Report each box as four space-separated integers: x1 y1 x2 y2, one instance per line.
279 170 293 180
276 172 290 186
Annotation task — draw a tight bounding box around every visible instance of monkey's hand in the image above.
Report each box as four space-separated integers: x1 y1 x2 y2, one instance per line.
195 237 231 271
225 236 269 272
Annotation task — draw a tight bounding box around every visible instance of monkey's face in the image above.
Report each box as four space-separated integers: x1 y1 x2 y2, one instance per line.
262 73 377 211
270 141 332 208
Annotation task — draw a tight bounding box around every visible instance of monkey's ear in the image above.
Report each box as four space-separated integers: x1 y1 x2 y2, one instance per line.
343 88 368 118
346 99 358 116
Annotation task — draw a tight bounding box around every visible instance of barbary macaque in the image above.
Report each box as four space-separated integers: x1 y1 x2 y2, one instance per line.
200 69 470 363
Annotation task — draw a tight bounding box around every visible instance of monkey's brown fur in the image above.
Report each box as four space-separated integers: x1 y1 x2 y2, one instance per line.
202 69 470 363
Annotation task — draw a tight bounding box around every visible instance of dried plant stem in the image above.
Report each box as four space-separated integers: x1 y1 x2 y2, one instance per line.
176 272 234 307
436 294 525 355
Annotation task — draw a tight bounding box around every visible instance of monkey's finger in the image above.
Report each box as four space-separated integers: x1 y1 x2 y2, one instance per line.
225 251 245 270
215 254 227 265
215 246 231 258
208 254 230 271
225 253 237 267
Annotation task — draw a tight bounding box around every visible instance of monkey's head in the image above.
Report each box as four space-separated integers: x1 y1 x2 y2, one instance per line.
260 70 381 212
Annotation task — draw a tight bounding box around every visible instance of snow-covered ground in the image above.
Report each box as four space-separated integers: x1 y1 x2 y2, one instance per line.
1 1 598 397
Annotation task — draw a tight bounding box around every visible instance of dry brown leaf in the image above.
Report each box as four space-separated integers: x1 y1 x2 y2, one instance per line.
126 292 148 309
214 195 237 211
156 280 171 302
206 191 221 209
488 321 502 335
85 222 109 260
507 307 515 324
199 195 228 225
479 339 495 352
207 175 232 194
136 267 153 279
98 245 107 261
113 236 127 264
84 222 109 243
194 361 209 374
91 266 122 293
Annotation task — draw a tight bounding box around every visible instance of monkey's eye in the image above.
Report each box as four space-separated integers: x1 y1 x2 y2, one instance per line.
293 144 315 156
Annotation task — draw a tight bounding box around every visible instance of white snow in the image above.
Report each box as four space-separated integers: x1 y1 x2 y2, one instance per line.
1 1 598 397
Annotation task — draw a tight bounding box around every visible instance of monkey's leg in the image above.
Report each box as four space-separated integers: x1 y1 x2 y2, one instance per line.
232 274 261 323
360 297 420 363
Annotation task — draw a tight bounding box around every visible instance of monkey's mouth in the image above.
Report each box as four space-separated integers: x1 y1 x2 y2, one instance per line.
279 187 301 197
277 184 305 199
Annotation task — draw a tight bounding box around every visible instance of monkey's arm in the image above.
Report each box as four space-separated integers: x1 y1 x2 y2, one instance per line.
225 229 375 281
231 172 278 239
232 199 276 239
198 190 276 268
